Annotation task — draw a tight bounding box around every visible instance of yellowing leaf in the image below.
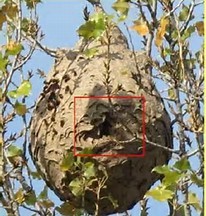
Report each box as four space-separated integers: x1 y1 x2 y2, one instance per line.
195 21 204 36
160 17 169 29
14 189 25 204
120 70 129 75
155 31 163 47
6 41 23 55
131 20 149 36
2 3 18 19
155 17 169 47
0 11 6 30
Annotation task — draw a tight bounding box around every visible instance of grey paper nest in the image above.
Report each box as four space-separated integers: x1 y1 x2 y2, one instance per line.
30 24 173 215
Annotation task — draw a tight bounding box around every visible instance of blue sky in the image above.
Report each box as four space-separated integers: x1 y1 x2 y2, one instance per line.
0 0 203 215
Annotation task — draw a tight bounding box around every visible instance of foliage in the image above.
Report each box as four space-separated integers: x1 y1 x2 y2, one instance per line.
0 0 203 216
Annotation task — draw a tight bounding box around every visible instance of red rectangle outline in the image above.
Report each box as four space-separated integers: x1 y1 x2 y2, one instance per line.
73 96 146 158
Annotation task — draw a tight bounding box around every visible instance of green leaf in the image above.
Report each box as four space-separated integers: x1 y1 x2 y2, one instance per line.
14 101 27 115
163 47 172 57
38 199 54 208
152 165 171 174
7 90 18 99
0 53 8 72
179 5 189 21
0 88 2 100
188 192 202 212
8 80 32 99
21 18 30 32
24 190 37 206
174 157 191 171
75 155 82 166
171 30 178 40
69 178 84 197
181 26 195 41
60 152 74 171
38 186 48 200
83 48 98 58
146 186 174 202
30 171 42 180
163 171 183 186
17 80 32 96
77 12 107 40
168 88 175 99
25 0 41 9
153 165 183 186
83 162 96 179
77 20 97 40
7 145 22 157
191 173 204 187
118 14 127 22
112 1 129 18
55 202 78 216
80 147 93 155
184 58 196 71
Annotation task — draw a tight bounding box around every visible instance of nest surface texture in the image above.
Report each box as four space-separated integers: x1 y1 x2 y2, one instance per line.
30 24 173 215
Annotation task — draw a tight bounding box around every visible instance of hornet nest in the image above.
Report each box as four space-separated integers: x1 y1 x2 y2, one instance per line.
30 4 173 215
